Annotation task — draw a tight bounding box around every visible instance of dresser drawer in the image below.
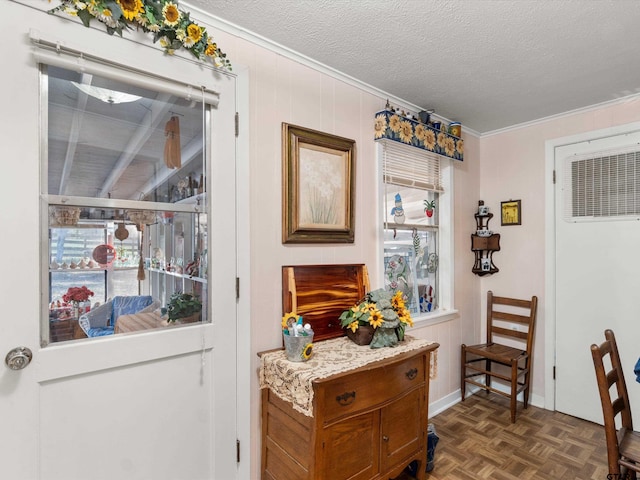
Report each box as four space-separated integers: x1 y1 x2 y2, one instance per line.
319 353 425 423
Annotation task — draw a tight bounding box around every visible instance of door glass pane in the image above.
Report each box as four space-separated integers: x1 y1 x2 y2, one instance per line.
46 65 205 202
44 64 210 344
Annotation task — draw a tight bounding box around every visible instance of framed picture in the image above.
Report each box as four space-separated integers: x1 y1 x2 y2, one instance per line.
282 123 356 243
501 199 521 226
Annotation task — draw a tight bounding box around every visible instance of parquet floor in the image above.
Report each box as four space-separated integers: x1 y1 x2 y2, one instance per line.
393 393 610 480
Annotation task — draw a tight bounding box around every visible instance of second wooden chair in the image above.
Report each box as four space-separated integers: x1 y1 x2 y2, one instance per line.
591 329 640 479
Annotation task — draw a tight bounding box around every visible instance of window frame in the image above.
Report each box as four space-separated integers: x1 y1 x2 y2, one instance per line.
376 141 457 327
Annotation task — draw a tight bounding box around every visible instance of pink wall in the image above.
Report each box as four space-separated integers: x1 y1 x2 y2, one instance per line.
479 97 640 402
213 29 482 477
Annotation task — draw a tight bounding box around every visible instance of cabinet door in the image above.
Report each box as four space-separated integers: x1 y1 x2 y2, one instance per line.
380 387 424 473
322 410 380 480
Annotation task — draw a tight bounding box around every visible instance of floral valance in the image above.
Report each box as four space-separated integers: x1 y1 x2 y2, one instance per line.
374 110 463 162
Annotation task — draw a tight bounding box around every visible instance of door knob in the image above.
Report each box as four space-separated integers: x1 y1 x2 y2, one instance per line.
5 347 32 370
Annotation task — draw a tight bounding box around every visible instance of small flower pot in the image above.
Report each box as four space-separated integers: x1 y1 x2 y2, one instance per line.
346 325 375 346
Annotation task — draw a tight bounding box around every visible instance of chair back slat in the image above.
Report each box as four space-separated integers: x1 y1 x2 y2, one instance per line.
492 326 528 340
486 291 538 355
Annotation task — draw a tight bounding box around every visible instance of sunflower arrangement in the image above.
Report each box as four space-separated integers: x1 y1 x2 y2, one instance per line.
50 0 231 70
339 288 413 348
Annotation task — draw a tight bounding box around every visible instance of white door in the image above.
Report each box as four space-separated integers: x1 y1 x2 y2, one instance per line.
1 3 238 478
555 130 640 424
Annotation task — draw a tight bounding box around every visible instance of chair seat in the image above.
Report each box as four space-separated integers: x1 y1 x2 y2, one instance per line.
464 343 527 363
86 326 115 337
620 429 640 471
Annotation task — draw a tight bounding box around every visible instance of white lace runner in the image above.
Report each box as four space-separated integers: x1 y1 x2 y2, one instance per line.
259 335 437 417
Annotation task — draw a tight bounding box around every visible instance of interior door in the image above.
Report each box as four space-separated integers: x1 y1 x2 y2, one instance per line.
555 131 640 424
1 3 238 478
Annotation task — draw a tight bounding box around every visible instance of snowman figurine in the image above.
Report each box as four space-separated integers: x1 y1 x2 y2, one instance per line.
390 193 405 224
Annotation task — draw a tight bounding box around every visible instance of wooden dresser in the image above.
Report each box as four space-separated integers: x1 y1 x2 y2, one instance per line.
261 340 438 480
261 264 439 479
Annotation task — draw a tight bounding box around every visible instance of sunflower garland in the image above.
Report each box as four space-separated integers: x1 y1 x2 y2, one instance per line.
49 0 232 71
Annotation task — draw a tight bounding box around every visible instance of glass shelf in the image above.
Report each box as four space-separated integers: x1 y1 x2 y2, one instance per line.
146 267 207 284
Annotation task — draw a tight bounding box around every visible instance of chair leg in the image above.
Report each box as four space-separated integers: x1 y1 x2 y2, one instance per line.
510 359 518 423
485 358 492 394
460 344 466 401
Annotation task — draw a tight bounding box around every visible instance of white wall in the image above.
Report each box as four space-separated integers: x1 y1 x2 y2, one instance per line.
208 20 482 479
480 97 640 407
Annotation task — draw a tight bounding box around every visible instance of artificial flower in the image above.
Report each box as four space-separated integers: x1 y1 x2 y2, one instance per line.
117 0 143 21
162 2 181 26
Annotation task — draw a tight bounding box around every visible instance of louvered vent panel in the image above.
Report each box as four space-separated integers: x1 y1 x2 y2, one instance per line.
564 150 640 220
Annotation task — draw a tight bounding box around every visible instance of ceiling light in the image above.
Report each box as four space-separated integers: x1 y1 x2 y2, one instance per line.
72 82 142 104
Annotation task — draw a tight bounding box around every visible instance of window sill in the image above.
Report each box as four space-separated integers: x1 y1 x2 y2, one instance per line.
412 309 459 328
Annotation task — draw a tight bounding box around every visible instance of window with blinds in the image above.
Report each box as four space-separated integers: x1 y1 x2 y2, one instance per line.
564 149 640 220
379 139 443 316
382 140 443 192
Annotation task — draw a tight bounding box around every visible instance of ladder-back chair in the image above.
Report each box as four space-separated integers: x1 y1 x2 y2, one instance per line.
461 291 538 423
591 329 640 479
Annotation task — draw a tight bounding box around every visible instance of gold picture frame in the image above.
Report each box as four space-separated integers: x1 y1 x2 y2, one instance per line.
282 123 356 243
501 199 522 226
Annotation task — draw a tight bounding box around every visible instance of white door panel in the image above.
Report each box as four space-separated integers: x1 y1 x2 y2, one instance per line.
2 3 238 478
555 132 640 424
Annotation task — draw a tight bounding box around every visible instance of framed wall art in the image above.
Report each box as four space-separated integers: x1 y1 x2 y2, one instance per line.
501 199 522 226
282 123 356 243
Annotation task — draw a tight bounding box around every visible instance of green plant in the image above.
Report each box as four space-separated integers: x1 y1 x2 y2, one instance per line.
339 289 413 348
423 199 436 217
166 292 202 322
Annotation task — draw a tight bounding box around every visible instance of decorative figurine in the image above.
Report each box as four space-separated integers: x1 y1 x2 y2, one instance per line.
390 193 406 224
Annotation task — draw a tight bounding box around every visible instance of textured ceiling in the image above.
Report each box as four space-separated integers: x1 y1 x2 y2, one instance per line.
189 0 640 134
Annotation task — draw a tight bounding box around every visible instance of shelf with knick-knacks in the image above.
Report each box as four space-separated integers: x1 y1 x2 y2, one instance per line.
373 101 464 162
471 201 500 276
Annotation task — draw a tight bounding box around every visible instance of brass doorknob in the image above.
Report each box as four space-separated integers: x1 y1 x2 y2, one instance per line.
5 347 32 370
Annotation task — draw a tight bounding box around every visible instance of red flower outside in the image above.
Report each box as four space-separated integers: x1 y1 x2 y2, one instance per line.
62 286 94 304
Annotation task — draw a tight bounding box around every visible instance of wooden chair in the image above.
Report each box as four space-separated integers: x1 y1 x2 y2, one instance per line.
591 329 640 479
461 291 538 423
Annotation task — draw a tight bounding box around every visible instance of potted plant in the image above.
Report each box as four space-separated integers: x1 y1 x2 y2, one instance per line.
166 292 202 323
423 199 436 218
339 289 413 348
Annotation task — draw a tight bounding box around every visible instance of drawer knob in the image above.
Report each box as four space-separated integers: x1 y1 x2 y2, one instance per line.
405 368 418 380
336 391 356 406
382 435 389 442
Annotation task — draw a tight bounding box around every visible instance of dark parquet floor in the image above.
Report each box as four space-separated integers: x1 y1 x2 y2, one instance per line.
393 393 610 480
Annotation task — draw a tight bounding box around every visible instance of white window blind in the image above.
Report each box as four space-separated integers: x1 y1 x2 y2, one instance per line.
381 139 443 192
564 148 640 219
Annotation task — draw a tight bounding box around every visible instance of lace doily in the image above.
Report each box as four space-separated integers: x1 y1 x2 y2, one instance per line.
259 335 438 417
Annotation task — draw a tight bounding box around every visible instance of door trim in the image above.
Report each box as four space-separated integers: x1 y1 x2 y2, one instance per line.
544 120 640 411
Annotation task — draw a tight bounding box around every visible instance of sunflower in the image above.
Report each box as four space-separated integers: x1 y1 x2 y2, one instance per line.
281 312 297 329
301 343 314 360
456 138 464 155
414 123 427 142
389 114 402 133
398 308 414 327
368 311 384 329
424 130 436 150
162 2 181 27
187 23 203 44
399 120 413 143
205 43 217 57
374 114 388 139
391 290 405 310
117 0 143 21
348 321 359 333
444 136 456 157
437 132 447 148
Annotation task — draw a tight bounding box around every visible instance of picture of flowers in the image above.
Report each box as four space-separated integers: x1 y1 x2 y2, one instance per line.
282 123 355 243
298 145 346 228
